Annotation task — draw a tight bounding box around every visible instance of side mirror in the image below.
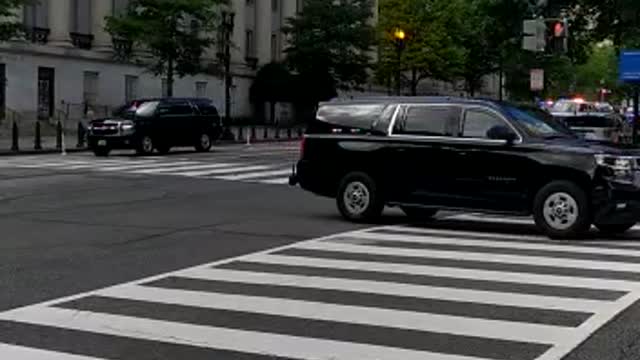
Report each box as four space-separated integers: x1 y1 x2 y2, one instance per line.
487 125 517 144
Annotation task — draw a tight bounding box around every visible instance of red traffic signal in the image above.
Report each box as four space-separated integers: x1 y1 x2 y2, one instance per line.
553 22 565 37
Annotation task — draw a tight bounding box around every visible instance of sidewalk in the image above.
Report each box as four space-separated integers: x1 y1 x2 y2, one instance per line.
0 125 306 155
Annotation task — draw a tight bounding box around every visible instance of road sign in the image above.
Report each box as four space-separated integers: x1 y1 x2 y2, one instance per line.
522 19 546 52
530 69 544 91
620 51 640 83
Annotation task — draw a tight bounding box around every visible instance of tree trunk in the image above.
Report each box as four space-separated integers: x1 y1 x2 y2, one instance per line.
410 68 418 96
166 56 174 97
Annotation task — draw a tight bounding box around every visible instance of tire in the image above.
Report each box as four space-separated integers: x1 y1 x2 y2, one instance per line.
533 180 591 239
595 223 635 235
195 133 212 152
93 147 110 157
136 135 155 155
401 206 438 220
337 172 384 222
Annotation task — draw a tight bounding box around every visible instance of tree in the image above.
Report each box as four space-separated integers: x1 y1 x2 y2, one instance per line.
376 0 465 95
283 0 376 101
0 0 28 42
573 0 640 54
106 0 227 97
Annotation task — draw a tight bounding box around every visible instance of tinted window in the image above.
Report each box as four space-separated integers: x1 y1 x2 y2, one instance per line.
316 104 386 130
395 106 459 136
195 102 219 116
463 109 505 138
159 101 193 116
504 105 569 138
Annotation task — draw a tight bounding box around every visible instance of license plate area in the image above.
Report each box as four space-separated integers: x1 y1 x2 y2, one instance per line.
97 140 107 146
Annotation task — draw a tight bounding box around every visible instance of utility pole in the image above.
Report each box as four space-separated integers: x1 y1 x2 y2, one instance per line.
393 29 406 96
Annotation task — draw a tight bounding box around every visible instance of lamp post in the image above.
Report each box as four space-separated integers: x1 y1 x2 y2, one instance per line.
221 11 235 132
393 28 406 96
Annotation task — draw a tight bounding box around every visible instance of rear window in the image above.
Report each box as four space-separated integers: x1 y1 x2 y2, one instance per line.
393 105 460 136
315 104 387 130
559 116 617 128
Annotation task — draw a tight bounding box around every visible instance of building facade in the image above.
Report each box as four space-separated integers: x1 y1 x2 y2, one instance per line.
0 0 306 122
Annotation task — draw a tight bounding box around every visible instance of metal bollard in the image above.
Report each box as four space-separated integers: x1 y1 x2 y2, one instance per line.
76 122 85 148
56 121 62 150
275 127 280 139
237 126 243 142
297 127 303 138
251 126 256 140
263 126 268 139
11 121 18 152
287 128 292 139
34 121 42 150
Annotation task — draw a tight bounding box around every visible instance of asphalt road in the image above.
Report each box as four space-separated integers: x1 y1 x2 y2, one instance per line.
1 142 640 360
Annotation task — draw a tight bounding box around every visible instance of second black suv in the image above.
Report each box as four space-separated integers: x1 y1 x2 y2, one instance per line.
290 96 640 239
88 97 222 156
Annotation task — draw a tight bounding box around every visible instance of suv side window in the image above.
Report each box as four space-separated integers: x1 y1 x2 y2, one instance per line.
394 105 459 136
462 109 506 139
158 101 193 116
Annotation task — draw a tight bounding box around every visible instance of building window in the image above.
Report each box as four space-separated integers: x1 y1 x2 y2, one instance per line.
83 71 99 108
125 75 138 102
245 30 255 58
195 82 208 98
246 0 255 6
272 0 278 12
72 0 92 34
271 33 278 61
23 1 48 29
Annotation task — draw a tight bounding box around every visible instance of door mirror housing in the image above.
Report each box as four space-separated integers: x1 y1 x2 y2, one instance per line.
487 125 518 144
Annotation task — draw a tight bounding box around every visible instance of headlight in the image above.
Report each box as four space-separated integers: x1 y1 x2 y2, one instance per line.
595 154 635 171
119 121 135 132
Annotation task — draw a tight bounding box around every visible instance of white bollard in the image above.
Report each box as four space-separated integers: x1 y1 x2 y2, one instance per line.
246 127 251 146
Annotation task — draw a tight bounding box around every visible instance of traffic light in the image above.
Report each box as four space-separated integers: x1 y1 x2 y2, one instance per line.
546 18 569 53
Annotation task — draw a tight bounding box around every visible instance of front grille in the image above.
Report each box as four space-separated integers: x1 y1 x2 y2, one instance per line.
90 125 119 136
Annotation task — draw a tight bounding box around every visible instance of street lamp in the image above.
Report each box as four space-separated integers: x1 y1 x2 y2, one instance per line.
393 28 406 96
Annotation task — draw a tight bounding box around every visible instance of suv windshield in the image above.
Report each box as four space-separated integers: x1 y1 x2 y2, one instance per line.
134 101 159 118
504 105 576 139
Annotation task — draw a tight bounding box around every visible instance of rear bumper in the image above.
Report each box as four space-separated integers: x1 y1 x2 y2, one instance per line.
289 160 335 197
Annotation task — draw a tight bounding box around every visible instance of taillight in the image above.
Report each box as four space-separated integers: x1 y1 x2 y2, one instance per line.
300 137 306 159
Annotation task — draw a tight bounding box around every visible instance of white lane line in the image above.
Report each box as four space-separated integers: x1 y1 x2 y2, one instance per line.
216 169 292 181
247 253 640 292
0 343 106 360
129 163 239 174
0 307 486 360
351 231 640 258
97 161 200 172
97 284 576 343
183 165 271 177
177 267 605 314
296 241 640 274
257 177 291 185
447 214 534 225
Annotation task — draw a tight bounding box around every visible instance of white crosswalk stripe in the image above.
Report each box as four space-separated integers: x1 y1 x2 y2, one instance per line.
0 154 293 186
2 225 640 359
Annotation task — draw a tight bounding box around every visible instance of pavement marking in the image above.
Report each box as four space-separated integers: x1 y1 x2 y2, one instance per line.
258 177 291 184
175 266 606 313
3 224 640 359
0 343 106 360
447 213 640 232
183 165 272 177
129 163 240 174
216 169 292 181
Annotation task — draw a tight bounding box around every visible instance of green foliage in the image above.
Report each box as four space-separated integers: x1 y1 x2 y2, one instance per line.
283 0 376 99
106 0 227 96
376 0 465 95
0 0 29 42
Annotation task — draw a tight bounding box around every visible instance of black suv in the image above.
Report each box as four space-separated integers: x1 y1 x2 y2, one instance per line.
289 97 640 239
88 97 222 156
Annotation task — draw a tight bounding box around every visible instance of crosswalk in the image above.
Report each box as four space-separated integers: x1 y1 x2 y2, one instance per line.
0 150 298 185
2 224 640 359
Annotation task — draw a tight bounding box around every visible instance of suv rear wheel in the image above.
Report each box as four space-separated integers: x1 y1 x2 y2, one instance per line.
337 172 384 222
195 133 212 152
533 180 591 239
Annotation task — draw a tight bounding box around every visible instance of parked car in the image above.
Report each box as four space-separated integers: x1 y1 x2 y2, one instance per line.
289 96 640 239
88 98 222 156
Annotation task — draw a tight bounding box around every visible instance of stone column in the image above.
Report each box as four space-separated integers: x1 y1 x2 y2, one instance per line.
91 0 113 52
48 0 72 47
230 0 246 64
255 0 272 65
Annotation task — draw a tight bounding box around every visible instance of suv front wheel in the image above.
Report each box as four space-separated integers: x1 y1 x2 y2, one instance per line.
195 133 212 152
533 181 591 239
136 135 155 155
337 172 384 222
